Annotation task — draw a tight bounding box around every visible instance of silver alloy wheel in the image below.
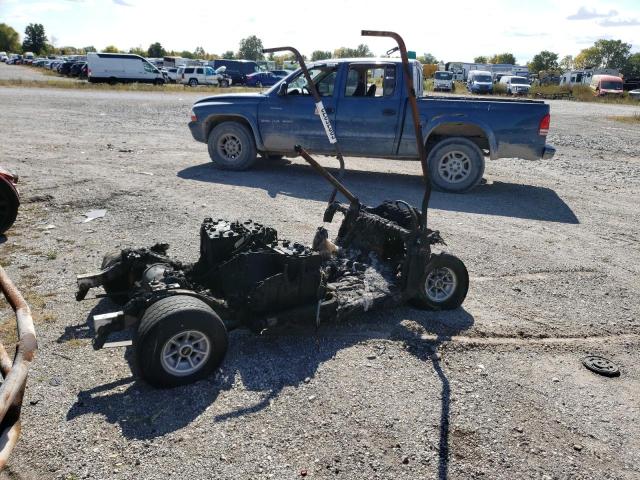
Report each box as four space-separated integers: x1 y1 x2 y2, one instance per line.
425 267 457 302
438 150 472 183
160 330 211 376
217 133 243 161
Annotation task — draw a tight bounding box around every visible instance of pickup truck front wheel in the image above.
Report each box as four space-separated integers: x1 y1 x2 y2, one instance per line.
427 137 485 193
207 122 257 170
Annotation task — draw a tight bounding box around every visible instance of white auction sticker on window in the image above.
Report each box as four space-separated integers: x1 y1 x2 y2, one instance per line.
315 101 337 144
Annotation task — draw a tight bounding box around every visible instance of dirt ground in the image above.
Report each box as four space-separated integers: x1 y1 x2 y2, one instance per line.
0 61 639 479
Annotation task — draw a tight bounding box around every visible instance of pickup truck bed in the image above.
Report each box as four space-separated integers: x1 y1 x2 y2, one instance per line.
189 58 555 193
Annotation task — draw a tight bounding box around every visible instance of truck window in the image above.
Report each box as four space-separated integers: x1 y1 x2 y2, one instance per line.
205 67 214 75
185 68 194 74
345 65 395 98
142 61 158 73
196 68 203 74
287 66 338 96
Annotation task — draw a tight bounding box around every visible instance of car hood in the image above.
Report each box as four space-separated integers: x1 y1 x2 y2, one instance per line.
193 93 264 106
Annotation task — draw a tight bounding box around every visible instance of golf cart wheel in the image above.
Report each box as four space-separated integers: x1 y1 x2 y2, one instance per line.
427 137 485 193
100 251 131 305
135 295 228 388
188 78 198 87
208 121 257 170
411 253 469 310
0 179 19 234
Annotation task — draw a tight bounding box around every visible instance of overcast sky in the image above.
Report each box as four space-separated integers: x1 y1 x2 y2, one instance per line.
1 0 638 63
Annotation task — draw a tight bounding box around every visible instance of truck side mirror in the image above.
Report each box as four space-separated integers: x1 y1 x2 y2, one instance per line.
278 82 288 96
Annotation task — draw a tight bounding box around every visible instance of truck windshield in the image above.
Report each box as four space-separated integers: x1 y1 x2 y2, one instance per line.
435 72 453 80
601 81 622 90
510 77 529 85
474 75 492 83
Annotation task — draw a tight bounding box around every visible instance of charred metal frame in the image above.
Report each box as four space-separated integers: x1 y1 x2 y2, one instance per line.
0 266 37 468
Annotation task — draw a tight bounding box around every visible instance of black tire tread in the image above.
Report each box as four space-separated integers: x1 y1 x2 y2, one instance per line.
426 137 485 194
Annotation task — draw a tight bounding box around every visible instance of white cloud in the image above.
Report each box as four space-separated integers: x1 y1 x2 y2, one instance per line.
567 6 617 20
599 17 640 26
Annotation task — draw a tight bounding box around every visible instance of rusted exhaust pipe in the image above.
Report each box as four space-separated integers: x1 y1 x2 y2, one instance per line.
0 265 37 469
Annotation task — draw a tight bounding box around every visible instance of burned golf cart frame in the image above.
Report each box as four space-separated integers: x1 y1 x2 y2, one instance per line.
0 266 37 468
76 31 468 388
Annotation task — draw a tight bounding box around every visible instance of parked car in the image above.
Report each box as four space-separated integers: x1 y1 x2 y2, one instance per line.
589 75 623 96
59 61 77 75
0 52 8 62
162 67 180 83
23 52 34 65
178 66 230 87
69 62 86 77
467 70 493 94
433 70 454 92
271 70 292 78
209 59 260 85
7 55 22 65
628 89 640 100
245 71 282 87
87 52 165 84
0 166 20 234
188 58 555 193
499 75 531 95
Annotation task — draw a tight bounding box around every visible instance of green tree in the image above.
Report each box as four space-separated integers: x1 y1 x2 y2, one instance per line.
594 39 631 70
103 45 120 53
193 46 205 58
559 55 573 71
147 42 165 58
333 44 373 58
222 50 235 59
83 45 96 53
237 35 264 60
489 52 517 65
0 23 20 52
622 52 640 78
128 46 146 56
528 50 559 74
473 56 488 64
311 50 332 61
419 53 438 64
22 23 47 54
574 46 601 69
180 50 194 59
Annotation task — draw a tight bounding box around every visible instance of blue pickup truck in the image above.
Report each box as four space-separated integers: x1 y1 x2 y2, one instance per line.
188 58 555 193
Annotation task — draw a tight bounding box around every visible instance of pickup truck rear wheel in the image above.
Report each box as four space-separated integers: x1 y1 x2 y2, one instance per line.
426 137 485 193
208 122 257 170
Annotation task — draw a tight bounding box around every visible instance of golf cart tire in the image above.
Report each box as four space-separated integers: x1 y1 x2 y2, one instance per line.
207 121 257 170
411 253 469 310
0 179 19 234
135 295 228 388
426 137 485 193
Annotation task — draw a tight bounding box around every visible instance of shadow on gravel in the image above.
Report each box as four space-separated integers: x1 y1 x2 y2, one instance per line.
67 304 471 480
178 162 579 224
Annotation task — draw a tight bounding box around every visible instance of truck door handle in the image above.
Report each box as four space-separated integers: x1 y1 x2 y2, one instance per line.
382 108 396 116
325 107 335 113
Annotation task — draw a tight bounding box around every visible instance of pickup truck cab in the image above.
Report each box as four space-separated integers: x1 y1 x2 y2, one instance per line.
189 58 555 193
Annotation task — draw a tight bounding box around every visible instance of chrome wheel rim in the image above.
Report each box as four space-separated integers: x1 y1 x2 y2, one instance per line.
438 150 472 183
218 134 242 161
425 267 457 302
160 330 211 376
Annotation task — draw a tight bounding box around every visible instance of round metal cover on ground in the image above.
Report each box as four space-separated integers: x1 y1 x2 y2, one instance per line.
582 356 620 377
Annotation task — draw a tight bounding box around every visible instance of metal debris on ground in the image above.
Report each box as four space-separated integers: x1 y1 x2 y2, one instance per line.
582 355 620 377
83 209 107 223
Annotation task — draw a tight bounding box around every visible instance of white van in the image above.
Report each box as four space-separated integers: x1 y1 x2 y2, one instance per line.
499 75 531 95
467 70 493 94
87 52 165 84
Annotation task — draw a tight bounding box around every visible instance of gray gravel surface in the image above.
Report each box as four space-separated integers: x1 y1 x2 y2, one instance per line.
0 77 639 480
0 63 81 82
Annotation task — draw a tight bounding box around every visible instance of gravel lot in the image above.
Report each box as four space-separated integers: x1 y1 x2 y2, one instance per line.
1 61 639 479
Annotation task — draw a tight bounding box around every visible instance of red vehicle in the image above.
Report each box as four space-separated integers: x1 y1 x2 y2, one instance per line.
590 75 623 96
0 166 20 234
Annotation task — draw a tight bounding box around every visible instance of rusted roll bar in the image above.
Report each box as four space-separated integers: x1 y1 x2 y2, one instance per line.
262 46 347 205
361 30 432 231
0 265 37 469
